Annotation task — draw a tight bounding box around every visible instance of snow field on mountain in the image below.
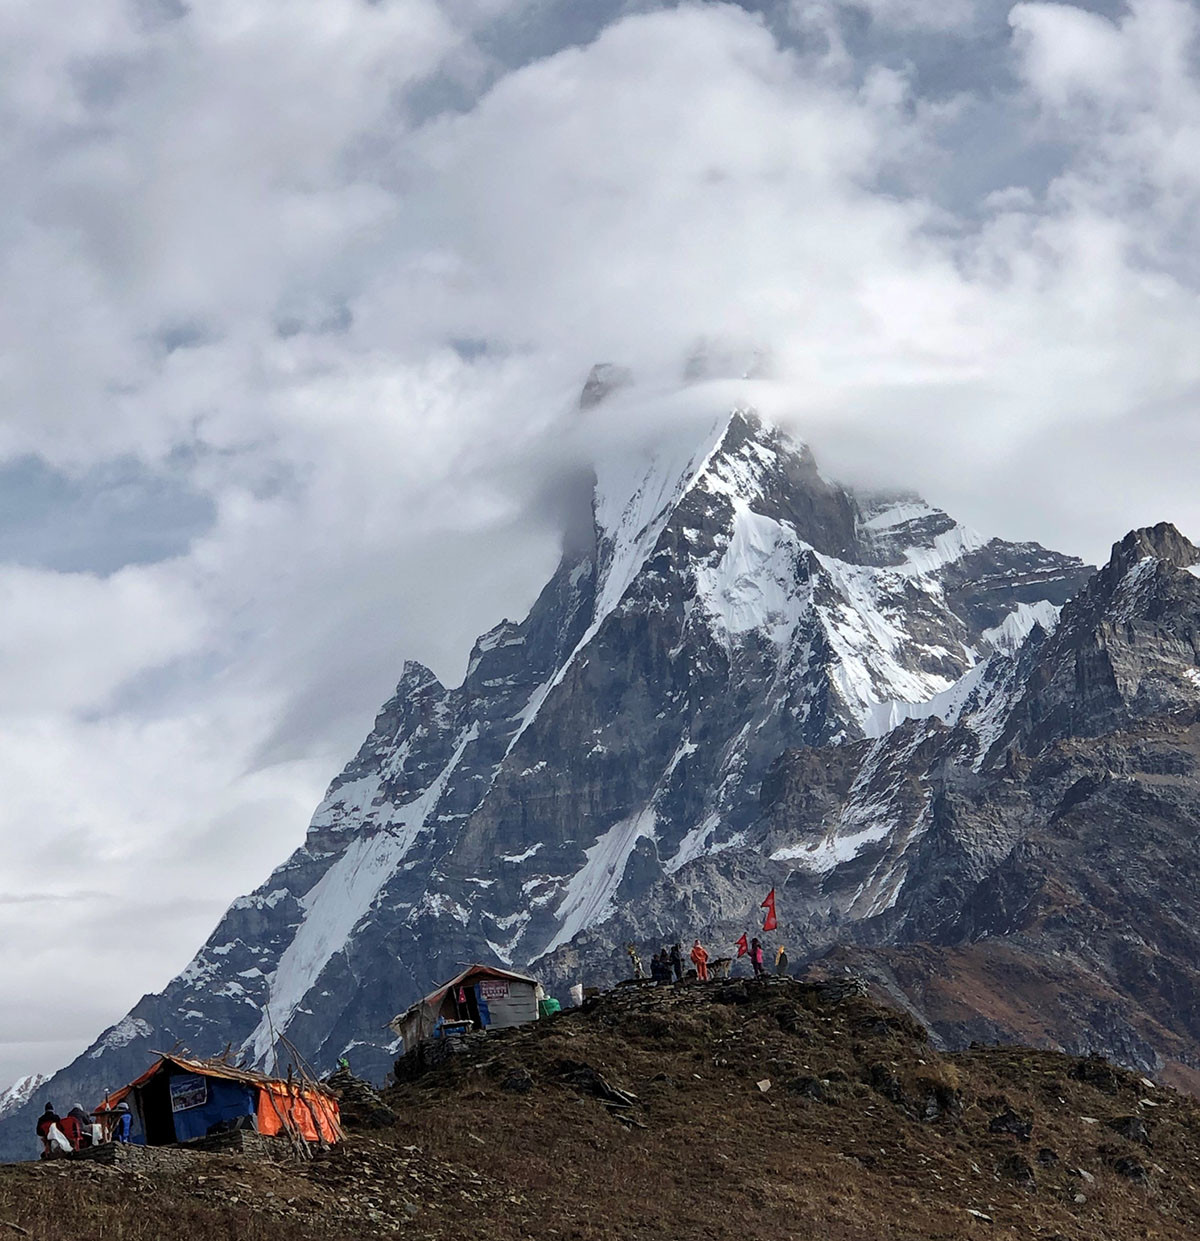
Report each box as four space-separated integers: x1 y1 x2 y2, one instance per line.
695 501 805 643
244 723 478 1068
541 806 658 957
664 811 722 874
0 1073 49 1121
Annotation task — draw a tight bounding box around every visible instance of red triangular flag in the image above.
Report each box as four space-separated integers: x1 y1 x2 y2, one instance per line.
761 888 777 932
735 933 749 957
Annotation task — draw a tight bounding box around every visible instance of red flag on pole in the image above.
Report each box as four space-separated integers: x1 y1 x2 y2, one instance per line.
761 888 777 932
735 933 749 957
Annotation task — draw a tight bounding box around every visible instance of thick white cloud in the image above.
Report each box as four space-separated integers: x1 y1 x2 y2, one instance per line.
4 0 1200 1086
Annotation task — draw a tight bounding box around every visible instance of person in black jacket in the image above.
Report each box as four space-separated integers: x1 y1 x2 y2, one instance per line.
35 1103 60 1157
670 942 684 981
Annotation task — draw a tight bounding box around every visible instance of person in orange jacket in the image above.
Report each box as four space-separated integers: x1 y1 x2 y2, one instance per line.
690 939 709 981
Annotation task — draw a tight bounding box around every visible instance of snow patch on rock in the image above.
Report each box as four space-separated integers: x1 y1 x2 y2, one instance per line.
540 807 658 957
89 1017 152 1059
981 601 1061 653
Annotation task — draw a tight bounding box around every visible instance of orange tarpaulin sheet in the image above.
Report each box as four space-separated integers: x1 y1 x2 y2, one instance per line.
255 1083 341 1142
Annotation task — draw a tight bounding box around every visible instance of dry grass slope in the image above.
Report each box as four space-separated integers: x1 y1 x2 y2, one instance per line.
5 978 1200 1239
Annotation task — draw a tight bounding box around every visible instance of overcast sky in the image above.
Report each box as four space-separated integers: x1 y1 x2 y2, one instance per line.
3 0 1200 1087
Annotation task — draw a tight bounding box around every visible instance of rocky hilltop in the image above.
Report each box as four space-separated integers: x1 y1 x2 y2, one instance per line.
18 400 1200 1163
5 980 1200 1240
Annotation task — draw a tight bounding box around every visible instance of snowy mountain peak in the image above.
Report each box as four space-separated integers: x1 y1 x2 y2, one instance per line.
0 403 1095 1149
0 1073 49 1122
1111 522 1200 574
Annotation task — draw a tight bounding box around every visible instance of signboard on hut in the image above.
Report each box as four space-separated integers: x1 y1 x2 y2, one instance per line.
169 1073 209 1112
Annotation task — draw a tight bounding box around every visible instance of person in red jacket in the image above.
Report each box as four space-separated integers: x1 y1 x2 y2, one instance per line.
59 1111 83 1150
690 939 709 981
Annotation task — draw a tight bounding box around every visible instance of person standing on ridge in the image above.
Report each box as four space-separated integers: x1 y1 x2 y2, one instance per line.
691 939 709 981
657 950 675 983
112 1102 133 1143
750 937 765 979
670 942 684 981
775 945 789 975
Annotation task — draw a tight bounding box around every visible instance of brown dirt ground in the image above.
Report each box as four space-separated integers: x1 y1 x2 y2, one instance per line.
5 978 1200 1239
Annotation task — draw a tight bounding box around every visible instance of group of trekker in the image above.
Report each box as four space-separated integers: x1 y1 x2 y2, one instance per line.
35 1100 131 1158
647 942 689 982
645 937 788 983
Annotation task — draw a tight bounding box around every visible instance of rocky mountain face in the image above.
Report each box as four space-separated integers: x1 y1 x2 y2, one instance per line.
5 399 1155 1164
792 523 1200 1088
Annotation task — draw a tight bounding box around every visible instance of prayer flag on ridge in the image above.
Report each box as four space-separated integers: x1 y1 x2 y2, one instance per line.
735 932 749 957
761 888 777 932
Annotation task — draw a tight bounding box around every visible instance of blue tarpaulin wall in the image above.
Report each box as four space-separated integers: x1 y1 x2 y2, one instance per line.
169 1075 258 1142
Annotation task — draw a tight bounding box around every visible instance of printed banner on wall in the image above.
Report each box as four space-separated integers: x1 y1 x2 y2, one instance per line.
170 1074 209 1112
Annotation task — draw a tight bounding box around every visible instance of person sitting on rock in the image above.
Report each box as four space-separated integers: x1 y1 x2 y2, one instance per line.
690 939 709 981
66 1105 94 1149
35 1103 60 1156
750 937 765 979
775 945 789 975
59 1109 83 1151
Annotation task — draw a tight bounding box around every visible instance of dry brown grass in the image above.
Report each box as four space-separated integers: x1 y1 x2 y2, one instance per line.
0 1159 333 1241
5 979 1200 1240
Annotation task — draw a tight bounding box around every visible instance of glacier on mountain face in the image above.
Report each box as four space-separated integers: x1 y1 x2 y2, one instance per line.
979 599 1060 653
